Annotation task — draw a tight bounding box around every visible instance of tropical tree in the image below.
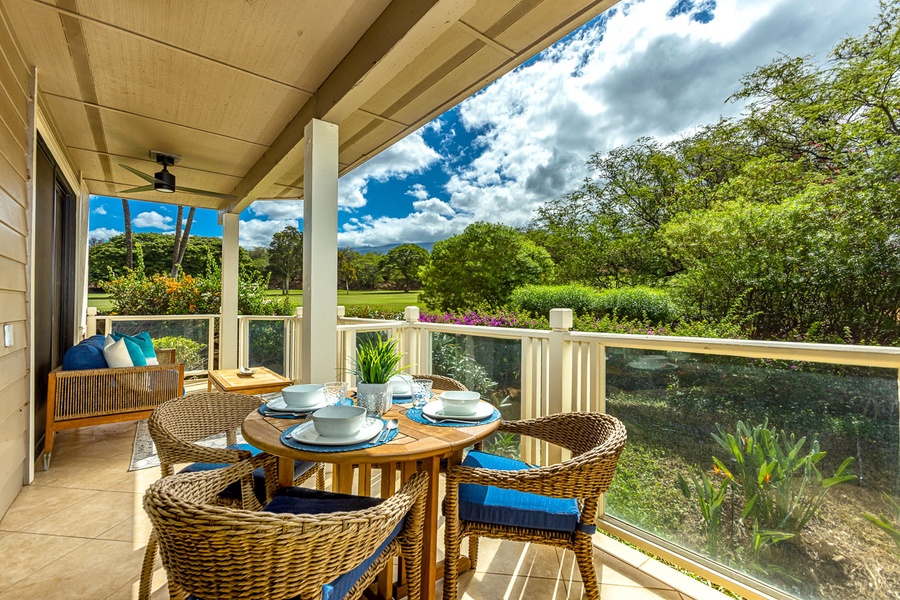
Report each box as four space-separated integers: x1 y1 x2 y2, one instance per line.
121 199 133 269
267 226 303 294
355 252 386 290
419 222 554 311
338 247 360 292
170 206 196 277
381 243 429 292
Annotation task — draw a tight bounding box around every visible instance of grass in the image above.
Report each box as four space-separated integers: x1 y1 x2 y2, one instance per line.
87 289 425 313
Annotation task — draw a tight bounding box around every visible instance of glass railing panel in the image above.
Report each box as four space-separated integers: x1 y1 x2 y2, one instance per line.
430 332 523 459
106 318 211 374
247 319 287 376
604 348 900 600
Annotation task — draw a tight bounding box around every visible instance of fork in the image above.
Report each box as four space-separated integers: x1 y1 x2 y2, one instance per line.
422 414 479 425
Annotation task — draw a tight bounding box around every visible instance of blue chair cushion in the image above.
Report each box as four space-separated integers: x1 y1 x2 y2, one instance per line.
112 331 157 363
264 488 402 600
457 450 581 533
62 335 108 370
177 444 316 503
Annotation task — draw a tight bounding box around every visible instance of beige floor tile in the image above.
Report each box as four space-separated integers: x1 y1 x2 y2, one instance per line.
0 532 90 591
639 558 732 600
558 547 677 590
31 458 136 491
467 538 563 579
97 510 153 545
570 581 684 599
591 532 653 568
0 538 147 600
23 490 142 538
108 467 163 494
440 571 573 599
0 485 98 531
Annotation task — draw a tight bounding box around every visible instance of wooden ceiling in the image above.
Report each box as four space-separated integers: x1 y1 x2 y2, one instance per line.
4 0 619 213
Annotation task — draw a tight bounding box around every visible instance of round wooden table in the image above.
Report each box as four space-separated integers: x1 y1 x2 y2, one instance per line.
242 400 500 600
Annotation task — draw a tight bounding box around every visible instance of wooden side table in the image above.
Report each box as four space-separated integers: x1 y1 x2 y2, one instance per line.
207 367 292 395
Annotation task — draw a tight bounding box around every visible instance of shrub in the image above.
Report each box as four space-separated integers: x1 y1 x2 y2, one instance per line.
153 335 206 372
596 286 679 323
509 284 600 317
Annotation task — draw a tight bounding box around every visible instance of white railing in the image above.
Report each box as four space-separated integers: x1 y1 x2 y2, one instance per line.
87 304 900 600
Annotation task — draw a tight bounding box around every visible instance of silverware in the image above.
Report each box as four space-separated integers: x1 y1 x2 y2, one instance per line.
422 414 479 425
376 418 399 443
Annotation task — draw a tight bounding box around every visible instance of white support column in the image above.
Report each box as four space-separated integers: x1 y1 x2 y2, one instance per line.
220 213 240 369
302 118 339 384
547 308 574 465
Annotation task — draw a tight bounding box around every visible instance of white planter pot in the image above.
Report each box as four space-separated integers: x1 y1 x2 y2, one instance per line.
356 381 392 418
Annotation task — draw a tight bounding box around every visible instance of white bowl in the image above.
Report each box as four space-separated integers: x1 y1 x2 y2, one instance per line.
312 405 367 437
439 391 481 416
281 384 324 409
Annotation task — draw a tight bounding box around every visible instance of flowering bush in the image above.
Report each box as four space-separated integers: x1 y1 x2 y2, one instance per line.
100 246 291 316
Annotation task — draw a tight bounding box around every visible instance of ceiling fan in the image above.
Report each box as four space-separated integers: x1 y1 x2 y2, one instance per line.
119 151 236 200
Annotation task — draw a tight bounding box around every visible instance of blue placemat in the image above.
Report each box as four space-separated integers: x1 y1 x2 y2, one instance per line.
405 406 500 427
280 419 398 452
258 396 353 419
392 395 413 404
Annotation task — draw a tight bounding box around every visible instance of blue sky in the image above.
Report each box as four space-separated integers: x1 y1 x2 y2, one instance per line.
89 0 880 250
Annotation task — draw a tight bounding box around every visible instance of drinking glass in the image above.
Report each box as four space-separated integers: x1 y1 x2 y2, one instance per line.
323 381 349 406
411 379 433 409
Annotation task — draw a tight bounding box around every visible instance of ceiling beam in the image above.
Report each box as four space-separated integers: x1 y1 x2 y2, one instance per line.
225 0 478 214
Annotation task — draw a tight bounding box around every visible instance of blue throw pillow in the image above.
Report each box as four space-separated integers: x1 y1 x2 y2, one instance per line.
62 335 109 370
112 331 157 364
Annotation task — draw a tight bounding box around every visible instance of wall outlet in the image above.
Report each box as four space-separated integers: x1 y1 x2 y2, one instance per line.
3 324 12 347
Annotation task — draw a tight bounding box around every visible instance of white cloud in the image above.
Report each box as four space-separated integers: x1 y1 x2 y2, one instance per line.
132 211 173 231
92 205 107 215
239 218 299 248
248 200 304 220
89 227 121 242
339 211 471 248
338 129 441 209
436 0 879 229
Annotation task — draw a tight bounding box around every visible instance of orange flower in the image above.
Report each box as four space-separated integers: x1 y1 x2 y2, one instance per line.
762 472 772 484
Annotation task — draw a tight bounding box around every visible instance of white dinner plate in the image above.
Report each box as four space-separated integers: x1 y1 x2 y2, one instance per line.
290 418 384 446
266 396 327 413
422 400 494 421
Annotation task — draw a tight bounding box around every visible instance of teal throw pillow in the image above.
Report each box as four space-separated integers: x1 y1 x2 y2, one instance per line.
112 331 157 365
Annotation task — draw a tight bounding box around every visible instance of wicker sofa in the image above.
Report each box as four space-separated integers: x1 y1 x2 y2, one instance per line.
44 348 184 469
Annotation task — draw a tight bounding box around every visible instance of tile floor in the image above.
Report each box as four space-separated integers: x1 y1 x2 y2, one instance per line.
0 422 731 600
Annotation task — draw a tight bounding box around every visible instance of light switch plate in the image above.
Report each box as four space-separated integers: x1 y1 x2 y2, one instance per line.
3 324 12 347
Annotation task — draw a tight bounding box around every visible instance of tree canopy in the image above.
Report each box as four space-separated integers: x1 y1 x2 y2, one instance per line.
267 225 303 294
527 1 900 343
381 243 429 292
419 222 554 311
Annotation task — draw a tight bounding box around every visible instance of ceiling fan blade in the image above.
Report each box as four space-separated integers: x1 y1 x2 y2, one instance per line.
119 164 160 184
119 185 155 194
177 186 238 201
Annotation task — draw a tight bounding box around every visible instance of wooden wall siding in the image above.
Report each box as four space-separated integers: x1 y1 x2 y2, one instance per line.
0 2 30 519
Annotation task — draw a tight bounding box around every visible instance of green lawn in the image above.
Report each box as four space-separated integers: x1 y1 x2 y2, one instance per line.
88 289 424 313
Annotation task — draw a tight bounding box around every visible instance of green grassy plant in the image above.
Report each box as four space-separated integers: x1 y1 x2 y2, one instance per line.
678 469 730 558
347 335 407 384
863 493 900 555
712 420 855 534
596 286 680 323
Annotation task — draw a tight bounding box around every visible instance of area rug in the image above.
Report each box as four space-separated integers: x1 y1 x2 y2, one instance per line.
129 419 246 471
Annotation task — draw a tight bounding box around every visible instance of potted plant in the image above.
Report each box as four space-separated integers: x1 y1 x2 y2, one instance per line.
349 335 408 417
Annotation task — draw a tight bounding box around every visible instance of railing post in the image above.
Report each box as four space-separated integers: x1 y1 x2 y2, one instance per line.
402 306 420 374
85 307 97 338
547 308 573 465
293 307 303 382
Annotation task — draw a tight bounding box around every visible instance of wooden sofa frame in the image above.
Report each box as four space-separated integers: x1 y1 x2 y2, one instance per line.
44 348 184 469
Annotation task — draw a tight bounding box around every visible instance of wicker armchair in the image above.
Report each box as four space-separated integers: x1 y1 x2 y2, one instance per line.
142 455 429 600
442 412 627 600
44 348 184 469
410 374 467 391
139 392 325 599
